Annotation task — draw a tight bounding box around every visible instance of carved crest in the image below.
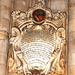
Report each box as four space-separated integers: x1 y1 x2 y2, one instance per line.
8 1 67 75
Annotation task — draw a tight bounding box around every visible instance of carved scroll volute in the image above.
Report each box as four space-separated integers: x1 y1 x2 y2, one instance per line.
51 28 66 75
9 27 30 74
10 27 21 49
8 27 22 73
55 28 66 51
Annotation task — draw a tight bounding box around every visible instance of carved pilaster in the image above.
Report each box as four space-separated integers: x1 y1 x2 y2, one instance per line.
69 0 75 75
0 0 11 75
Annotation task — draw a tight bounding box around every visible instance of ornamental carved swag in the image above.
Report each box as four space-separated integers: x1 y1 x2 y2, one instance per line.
8 1 67 75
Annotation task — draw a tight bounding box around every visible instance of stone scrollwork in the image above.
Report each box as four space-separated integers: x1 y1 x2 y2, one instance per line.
8 1 67 75
52 11 67 28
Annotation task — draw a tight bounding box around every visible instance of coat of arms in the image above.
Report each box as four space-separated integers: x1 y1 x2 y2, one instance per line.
8 0 67 75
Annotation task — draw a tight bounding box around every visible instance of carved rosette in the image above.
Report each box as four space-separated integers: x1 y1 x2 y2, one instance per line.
8 1 67 75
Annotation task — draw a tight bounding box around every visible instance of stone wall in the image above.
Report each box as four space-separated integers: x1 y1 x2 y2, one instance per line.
68 0 75 75
0 0 11 75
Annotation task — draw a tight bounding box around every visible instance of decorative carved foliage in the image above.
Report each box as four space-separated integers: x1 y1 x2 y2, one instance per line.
8 1 67 75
